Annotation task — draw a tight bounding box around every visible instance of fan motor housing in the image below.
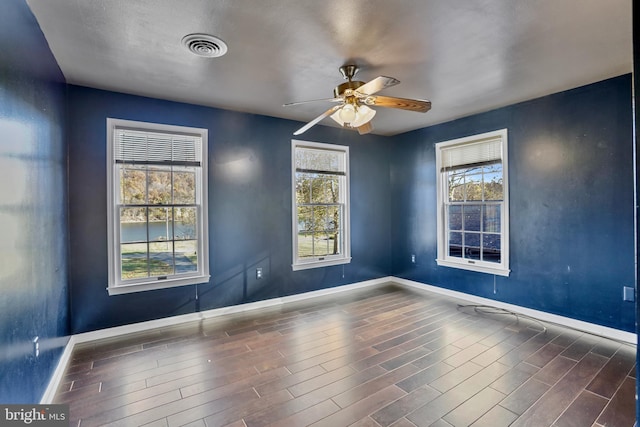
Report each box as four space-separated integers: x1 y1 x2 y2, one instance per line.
334 81 365 97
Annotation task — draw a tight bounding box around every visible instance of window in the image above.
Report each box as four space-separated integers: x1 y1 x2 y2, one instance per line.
292 140 351 270
436 129 509 276
107 118 209 295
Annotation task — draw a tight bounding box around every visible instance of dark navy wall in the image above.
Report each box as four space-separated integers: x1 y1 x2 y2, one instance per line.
391 74 635 332
66 86 392 333
0 1 68 403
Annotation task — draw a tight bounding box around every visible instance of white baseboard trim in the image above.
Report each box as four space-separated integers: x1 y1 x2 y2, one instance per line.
41 275 636 403
40 335 76 404
393 277 637 345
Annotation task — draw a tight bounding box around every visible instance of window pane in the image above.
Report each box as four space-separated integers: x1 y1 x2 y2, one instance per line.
483 234 501 263
148 167 172 205
484 164 503 201
448 170 465 202
464 232 481 260
483 163 502 175
333 232 342 255
173 168 196 204
148 207 172 242
483 205 501 233
313 232 335 256
297 206 312 232
121 243 148 279
463 205 481 231
120 207 147 243
176 239 198 273
312 206 329 231
311 176 339 203
484 181 503 201
295 173 313 204
175 207 196 240
448 205 462 231
464 173 483 201
120 166 147 204
297 232 314 257
149 241 175 276
324 205 340 232
449 232 462 257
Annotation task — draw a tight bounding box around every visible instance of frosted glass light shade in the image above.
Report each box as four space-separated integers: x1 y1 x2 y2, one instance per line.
351 105 376 127
330 104 376 128
338 104 357 122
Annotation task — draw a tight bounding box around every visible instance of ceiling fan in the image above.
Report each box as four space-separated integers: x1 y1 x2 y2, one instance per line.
284 64 431 136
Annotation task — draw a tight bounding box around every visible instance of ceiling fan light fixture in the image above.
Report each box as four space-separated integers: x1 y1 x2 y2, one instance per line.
287 65 429 136
330 104 376 128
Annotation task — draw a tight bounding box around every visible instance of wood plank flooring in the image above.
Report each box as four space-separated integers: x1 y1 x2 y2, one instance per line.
54 285 637 427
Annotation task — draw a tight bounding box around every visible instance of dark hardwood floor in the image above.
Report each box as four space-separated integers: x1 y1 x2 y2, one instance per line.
54 284 637 427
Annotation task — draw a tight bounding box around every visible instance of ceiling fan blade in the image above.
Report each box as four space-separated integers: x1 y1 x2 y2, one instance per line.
357 122 373 135
293 105 341 135
355 76 400 96
368 95 431 113
283 97 342 107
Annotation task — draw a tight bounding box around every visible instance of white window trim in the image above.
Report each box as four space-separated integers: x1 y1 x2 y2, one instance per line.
435 129 510 276
291 139 351 271
106 118 210 295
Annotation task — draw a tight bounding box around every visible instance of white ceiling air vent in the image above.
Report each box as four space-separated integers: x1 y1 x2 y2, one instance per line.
182 33 228 58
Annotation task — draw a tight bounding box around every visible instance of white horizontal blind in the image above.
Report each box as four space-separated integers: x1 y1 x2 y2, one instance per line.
440 135 502 171
114 128 202 166
295 147 346 175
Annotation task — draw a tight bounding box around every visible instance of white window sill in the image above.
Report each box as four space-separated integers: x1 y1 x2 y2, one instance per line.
292 257 351 271
107 274 210 295
436 258 510 277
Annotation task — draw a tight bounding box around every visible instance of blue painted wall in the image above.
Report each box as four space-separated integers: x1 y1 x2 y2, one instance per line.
66 86 392 333
391 74 635 333
0 1 69 403
67 75 635 336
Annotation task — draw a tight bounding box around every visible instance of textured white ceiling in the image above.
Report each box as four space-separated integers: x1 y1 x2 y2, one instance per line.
26 0 632 136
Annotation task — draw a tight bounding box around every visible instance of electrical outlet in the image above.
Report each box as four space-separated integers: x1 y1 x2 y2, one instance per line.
33 336 39 358
623 286 634 302
256 267 263 279
411 254 416 263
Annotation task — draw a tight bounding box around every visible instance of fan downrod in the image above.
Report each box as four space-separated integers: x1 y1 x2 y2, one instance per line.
335 65 364 97
339 65 359 81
